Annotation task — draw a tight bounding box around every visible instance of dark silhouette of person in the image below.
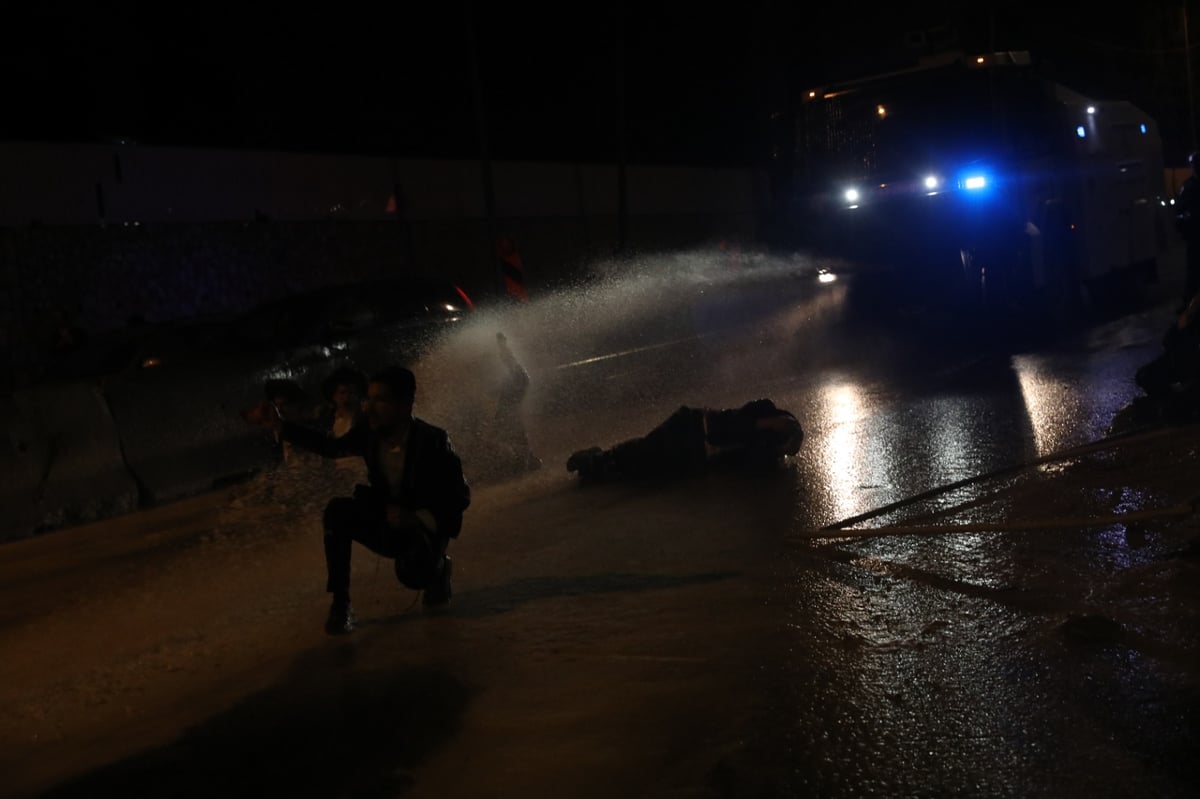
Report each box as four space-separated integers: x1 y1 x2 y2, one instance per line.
496 235 529 302
1176 151 1200 311
493 332 540 475
1134 293 1200 416
247 366 470 634
316 366 370 484
48 306 87 356
567 399 803 483
317 366 368 438
264 379 315 467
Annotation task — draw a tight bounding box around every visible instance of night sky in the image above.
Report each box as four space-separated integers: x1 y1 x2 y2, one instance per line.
4 2 1195 164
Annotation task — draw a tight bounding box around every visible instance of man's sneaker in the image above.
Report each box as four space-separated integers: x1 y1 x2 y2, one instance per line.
324 599 356 635
567 447 617 482
423 556 453 609
571 441 619 479
566 447 601 473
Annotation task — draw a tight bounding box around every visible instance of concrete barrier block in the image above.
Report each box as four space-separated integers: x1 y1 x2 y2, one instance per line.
0 383 140 541
103 362 279 505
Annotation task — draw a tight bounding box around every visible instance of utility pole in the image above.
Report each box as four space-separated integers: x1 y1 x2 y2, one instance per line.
1186 1 1198 151
466 0 501 291
615 0 628 256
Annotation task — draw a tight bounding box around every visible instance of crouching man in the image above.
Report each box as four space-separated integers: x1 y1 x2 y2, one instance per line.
247 366 470 634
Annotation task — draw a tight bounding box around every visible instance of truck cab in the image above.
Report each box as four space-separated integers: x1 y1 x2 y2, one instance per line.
791 50 1167 313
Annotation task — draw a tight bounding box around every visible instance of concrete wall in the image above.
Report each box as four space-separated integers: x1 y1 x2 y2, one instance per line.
0 141 763 225
1 142 766 381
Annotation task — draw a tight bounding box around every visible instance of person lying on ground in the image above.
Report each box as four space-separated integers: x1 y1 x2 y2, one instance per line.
566 399 803 484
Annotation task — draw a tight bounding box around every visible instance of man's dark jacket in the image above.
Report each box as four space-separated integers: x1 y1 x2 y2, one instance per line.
282 417 470 538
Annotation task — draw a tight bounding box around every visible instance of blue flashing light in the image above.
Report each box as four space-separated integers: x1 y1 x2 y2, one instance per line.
1076 125 1086 138
964 175 987 190
1140 123 1148 134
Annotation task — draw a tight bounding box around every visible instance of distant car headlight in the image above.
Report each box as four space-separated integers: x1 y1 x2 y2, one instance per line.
844 188 860 204
923 175 940 190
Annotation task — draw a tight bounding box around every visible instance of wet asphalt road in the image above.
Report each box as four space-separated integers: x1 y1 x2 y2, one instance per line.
2 253 1198 797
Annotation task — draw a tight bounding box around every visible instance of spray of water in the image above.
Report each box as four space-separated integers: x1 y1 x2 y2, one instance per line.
410 246 855 485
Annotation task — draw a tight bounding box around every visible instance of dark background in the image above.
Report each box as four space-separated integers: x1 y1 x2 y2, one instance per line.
4 2 1198 165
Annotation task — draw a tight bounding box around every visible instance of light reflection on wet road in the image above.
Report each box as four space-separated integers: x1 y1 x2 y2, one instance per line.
457 255 1190 796
8 252 1196 797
